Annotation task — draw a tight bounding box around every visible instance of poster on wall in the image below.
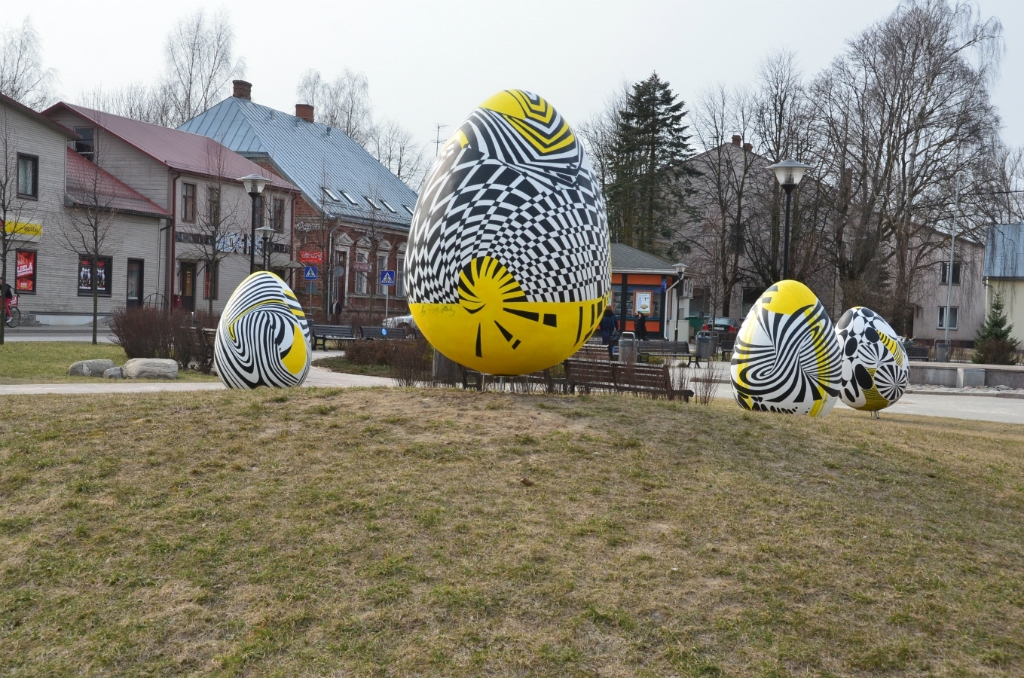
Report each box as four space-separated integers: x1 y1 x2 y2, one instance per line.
15 250 35 292
634 291 652 316
78 257 111 295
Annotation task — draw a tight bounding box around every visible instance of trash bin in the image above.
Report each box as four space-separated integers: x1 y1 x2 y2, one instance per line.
934 340 950 363
697 331 719 361
618 332 638 363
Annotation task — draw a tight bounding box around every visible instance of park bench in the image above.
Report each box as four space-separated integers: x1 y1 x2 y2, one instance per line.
719 339 735 362
202 327 217 363
637 340 699 367
564 358 692 401
906 346 930 362
359 325 407 340
572 344 611 361
312 324 355 350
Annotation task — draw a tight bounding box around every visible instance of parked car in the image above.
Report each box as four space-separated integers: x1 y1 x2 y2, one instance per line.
701 317 739 333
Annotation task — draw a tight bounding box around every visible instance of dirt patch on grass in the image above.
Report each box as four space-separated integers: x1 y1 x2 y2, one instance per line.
1 388 1023 675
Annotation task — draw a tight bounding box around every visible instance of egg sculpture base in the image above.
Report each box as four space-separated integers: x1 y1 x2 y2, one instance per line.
731 280 843 416
835 306 909 412
214 272 312 389
405 90 611 376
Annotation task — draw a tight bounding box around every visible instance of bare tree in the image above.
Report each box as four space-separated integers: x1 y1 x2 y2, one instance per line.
163 9 244 126
357 184 392 323
577 81 631 202
0 17 56 109
297 69 374 146
0 100 41 345
79 82 173 127
368 118 428 189
57 134 118 344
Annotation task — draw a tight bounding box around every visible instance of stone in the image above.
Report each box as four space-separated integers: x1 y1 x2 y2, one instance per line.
103 367 123 379
123 358 178 380
68 359 116 377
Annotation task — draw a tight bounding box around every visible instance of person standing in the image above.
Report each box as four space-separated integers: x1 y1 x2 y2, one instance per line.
599 307 617 344
635 311 648 341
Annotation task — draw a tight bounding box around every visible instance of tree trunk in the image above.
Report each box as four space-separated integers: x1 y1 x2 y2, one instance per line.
92 261 99 345
1 252 7 345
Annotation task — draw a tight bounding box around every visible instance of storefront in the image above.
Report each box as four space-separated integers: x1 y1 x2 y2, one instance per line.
609 243 689 340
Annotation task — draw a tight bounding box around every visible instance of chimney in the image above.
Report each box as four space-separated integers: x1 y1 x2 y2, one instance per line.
295 104 314 123
743 142 753 153
732 134 741 147
233 80 252 100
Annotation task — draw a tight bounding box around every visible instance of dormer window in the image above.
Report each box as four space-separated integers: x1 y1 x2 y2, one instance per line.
322 187 340 202
340 190 358 205
364 196 380 210
74 127 95 162
380 199 397 213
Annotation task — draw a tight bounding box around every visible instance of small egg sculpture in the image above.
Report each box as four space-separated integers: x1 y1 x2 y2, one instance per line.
731 280 843 416
835 307 909 412
405 90 611 375
214 271 311 389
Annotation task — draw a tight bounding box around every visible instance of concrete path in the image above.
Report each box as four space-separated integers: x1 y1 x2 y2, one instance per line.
3 327 117 343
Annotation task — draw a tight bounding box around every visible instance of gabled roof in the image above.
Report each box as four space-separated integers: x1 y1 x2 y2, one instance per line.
985 223 1024 279
178 96 418 229
65 149 169 219
43 102 296 192
0 93 80 139
610 243 679 275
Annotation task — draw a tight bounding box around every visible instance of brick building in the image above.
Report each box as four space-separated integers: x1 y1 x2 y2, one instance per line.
179 81 419 321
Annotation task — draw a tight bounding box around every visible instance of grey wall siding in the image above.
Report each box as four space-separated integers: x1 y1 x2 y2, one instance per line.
912 240 987 343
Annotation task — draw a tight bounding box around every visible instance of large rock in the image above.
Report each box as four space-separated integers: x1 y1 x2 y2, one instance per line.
123 358 178 380
103 367 124 379
68 359 116 377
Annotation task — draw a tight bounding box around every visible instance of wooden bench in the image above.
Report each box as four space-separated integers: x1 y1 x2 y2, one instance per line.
360 325 407 340
637 340 699 367
906 346 930 362
312 324 355 350
572 344 611 361
719 339 735 362
564 359 692 401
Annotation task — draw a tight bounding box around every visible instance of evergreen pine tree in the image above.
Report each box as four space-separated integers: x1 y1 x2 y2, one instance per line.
607 73 694 252
973 291 1020 365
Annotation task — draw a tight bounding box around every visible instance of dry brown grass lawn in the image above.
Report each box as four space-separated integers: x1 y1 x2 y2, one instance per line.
1 387 1023 676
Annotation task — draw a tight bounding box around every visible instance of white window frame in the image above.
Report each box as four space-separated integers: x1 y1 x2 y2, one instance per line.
937 306 958 330
355 250 368 295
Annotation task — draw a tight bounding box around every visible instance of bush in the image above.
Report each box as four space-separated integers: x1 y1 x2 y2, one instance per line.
389 337 433 387
344 339 394 366
110 307 217 372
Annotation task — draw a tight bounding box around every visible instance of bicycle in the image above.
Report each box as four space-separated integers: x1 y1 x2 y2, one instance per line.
4 294 20 329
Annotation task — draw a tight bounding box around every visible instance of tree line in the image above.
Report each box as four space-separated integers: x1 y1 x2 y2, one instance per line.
579 0 1021 333
0 11 428 189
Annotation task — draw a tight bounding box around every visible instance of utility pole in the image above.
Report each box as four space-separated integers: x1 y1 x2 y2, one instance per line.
434 124 448 156
943 173 962 345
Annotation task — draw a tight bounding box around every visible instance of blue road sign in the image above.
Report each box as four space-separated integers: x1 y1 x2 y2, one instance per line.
304 266 318 280
379 269 396 286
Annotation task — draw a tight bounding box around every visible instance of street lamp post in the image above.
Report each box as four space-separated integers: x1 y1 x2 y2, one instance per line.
239 174 271 274
766 159 812 280
256 225 275 271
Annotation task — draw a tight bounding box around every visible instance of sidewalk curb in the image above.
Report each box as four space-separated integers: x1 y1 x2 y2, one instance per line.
904 389 1024 400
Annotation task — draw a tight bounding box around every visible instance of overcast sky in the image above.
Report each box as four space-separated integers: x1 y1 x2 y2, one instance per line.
15 0 1024 159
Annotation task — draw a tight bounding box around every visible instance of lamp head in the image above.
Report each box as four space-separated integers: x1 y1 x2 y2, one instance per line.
766 159 812 188
255 225 275 240
239 174 271 196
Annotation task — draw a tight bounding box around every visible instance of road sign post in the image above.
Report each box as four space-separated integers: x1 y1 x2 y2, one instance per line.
379 270 395 320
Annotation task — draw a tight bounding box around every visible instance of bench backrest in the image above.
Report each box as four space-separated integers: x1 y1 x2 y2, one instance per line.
359 326 406 340
906 346 930 360
313 325 355 339
638 340 690 355
572 344 609 361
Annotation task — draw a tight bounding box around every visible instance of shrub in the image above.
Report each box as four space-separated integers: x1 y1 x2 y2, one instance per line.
345 339 394 366
389 337 433 387
109 307 217 372
973 292 1020 365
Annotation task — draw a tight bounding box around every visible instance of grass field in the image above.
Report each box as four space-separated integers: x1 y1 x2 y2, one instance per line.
311 355 391 378
0 342 218 384
1 388 1023 676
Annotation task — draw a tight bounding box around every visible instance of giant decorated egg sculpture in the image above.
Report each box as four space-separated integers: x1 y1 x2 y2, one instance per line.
835 307 909 411
405 90 611 375
214 271 311 389
731 280 843 416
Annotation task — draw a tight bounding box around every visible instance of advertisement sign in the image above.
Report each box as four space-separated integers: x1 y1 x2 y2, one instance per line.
353 261 371 272
634 291 652 316
4 221 42 239
299 250 323 265
79 257 111 295
15 251 35 292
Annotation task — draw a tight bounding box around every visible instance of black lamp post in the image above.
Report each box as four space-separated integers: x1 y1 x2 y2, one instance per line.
239 174 270 274
256 225 275 271
766 159 811 280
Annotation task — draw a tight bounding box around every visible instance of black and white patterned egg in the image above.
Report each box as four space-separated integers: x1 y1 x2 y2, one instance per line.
835 307 909 411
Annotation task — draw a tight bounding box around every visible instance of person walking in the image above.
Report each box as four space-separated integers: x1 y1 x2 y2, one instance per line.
635 311 648 341
599 307 617 344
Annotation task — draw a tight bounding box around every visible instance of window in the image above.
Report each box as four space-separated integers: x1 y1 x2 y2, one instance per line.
206 186 221 225
272 198 285 232
741 288 763 318
396 254 405 297
381 199 397 213
182 183 196 222
940 261 961 285
204 261 218 300
323 187 340 202
364 195 379 210
377 253 389 295
17 154 38 198
78 256 112 297
127 259 144 306
402 204 414 215
340 190 358 205
15 250 36 293
355 250 368 294
74 127 95 161
938 306 958 330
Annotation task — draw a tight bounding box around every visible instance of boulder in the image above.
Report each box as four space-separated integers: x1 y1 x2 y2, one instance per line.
123 358 178 380
68 359 116 377
103 367 124 379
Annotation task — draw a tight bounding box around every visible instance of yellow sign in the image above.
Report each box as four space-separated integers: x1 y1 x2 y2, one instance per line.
3 221 42 238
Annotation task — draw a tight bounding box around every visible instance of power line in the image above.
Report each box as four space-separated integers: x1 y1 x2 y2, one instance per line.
434 124 448 156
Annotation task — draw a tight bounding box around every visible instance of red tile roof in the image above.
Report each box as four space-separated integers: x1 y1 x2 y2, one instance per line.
65 148 170 218
44 102 297 192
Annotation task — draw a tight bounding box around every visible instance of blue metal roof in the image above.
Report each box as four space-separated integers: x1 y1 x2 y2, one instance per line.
985 223 1024 279
179 97 418 230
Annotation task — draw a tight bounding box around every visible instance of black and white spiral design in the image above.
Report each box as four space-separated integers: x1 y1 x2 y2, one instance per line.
835 306 908 410
214 272 311 389
731 287 842 416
